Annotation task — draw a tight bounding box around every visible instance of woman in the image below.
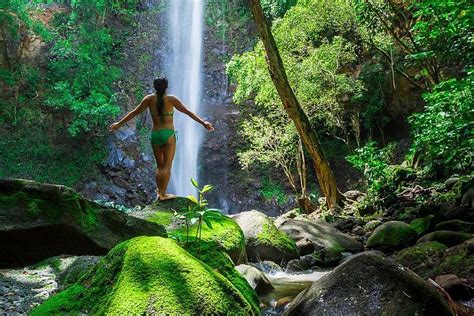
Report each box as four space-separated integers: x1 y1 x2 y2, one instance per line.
109 77 214 201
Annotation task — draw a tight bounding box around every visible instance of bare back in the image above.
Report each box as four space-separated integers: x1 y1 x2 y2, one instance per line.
147 94 175 131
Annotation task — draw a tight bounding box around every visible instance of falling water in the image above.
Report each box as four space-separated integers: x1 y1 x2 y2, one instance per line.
166 0 204 196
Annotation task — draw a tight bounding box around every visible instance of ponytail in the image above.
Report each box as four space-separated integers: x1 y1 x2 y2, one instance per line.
153 77 168 119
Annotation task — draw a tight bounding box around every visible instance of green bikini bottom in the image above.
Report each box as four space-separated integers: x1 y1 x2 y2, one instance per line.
150 129 177 146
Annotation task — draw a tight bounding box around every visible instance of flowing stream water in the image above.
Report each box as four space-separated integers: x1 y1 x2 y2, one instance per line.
165 0 204 197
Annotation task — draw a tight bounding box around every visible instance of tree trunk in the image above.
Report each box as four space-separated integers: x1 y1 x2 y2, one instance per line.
248 0 343 208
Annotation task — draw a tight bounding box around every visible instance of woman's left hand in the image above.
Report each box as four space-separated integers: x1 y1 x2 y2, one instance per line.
203 121 215 131
108 122 121 131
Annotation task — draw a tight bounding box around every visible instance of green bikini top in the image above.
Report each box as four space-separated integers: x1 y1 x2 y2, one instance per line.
161 110 174 117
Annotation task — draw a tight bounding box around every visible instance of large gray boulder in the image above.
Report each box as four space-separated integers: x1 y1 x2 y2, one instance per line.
275 218 363 252
0 178 166 268
284 253 452 316
233 210 299 264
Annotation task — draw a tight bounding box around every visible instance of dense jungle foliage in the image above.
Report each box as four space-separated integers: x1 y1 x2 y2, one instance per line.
228 0 473 207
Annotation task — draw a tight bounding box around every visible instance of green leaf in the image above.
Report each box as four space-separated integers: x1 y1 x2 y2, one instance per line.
201 184 214 193
187 195 198 204
203 217 213 229
191 178 199 188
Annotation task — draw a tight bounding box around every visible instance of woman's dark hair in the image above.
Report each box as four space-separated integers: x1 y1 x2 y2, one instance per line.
153 77 168 118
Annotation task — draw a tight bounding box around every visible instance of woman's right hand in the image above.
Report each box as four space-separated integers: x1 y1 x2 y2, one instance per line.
108 122 121 131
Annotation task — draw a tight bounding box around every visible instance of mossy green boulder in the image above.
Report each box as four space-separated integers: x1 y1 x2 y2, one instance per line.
366 221 418 251
31 236 259 315
396 241 448 271
0 178 166 268
234 210 299 263
132 199 247 264
435 220 474 233
397 239 474 279
173 216 248 265
410 215 434 235
417 230 473 247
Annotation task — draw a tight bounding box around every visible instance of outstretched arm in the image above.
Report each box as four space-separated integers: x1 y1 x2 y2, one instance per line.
172 96 215 131
109 96 149 131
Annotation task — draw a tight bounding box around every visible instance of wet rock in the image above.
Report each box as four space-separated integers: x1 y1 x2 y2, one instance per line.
461 188 474 207
417 230 473 247
343 190 364 201
435 220 474 233
235 264 274 295
57 256 101 289
396 241 448 274
233 210 299 264
352 225 364 236
366 221 418 251
251 261 283 274
410 215 434 235
284 253 452 316
0 179 166 268
365 219 383 231
398 238 474 279
295 238 316 256
275 218 363 253
287 248 342 272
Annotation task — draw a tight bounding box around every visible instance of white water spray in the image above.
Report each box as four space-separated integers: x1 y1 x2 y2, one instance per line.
166 0 204 196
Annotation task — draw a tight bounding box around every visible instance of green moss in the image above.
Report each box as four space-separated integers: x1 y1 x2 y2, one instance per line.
32 257 62 273
311 247 343 267
147 210 175 227
366 221 418 251
410 216 434 235
183 239 260 314
434 245 474 278
396 241 447 268
31 237 258 315
0 183 99 232
174 216 246 264
257 222 298 255
417 230 473 247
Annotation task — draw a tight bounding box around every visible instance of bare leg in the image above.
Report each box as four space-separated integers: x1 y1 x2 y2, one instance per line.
158 135 176 200
152 144 164 198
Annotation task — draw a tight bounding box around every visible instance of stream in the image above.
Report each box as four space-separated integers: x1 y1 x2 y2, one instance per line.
259 269 330 315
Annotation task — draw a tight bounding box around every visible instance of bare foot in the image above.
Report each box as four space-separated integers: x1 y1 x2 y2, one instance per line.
159 194 176 201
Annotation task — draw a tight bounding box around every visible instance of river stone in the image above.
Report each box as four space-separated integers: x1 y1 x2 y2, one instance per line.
0 178 166 268
287 248 342 272
398 238 474 279
274 218 363 252
233 210 299 264
366 221 418 251
434 220 474 233
410 216 434 235
417 230 473 247
235 264 274 295
284 253 452 316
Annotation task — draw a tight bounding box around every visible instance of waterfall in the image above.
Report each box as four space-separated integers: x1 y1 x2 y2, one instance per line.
166 0 204 196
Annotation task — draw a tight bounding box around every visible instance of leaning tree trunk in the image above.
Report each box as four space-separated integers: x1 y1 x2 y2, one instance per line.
248 0 343 208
